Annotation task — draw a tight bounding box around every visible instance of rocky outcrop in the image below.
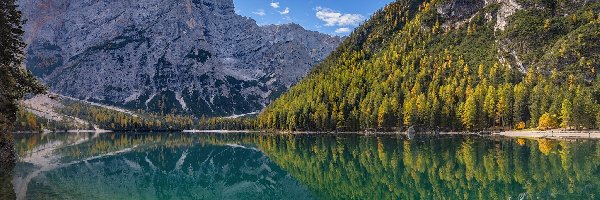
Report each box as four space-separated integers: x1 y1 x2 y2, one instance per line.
18 0 342 117
436 0 524 31
436 0 599 72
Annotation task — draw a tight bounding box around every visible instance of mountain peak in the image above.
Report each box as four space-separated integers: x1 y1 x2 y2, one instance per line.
20 0 343 117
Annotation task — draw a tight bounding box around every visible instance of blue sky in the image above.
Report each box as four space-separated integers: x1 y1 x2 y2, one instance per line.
233 0 395 36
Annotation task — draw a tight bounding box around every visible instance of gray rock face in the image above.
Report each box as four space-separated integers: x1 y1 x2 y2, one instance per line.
436 0 600 73
19 0 342 116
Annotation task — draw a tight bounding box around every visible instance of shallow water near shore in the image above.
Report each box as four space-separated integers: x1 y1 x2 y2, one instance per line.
10 132 600 199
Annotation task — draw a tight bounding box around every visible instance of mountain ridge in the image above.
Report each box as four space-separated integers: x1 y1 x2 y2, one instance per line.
19 0 342 117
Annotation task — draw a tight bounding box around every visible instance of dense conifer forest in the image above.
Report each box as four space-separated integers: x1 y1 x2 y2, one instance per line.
258 0 600 132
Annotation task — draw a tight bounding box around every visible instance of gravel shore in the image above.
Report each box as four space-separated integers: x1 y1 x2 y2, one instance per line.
495 130 600 139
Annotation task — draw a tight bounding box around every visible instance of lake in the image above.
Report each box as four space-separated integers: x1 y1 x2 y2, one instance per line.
5 132 600 199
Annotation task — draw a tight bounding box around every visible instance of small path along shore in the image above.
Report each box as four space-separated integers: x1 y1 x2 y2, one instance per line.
495 130 600 139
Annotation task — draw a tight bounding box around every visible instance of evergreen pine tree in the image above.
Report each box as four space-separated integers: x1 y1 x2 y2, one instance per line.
1 1 45 194
1 0 46 127
462 94 477 131
560 99 573 129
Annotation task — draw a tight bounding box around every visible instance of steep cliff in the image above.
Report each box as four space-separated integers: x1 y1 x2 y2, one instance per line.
19 0 342 117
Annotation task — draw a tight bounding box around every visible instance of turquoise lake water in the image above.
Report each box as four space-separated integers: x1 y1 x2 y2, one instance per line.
7 132 600 199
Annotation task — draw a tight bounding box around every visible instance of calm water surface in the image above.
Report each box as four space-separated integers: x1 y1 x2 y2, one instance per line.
9 132 600 199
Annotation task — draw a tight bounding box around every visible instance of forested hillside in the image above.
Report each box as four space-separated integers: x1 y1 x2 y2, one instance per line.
15 97 256 132
258 0 600 132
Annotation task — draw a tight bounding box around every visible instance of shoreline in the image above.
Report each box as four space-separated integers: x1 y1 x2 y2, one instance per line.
185 130 600 140
182 130 259 133
13 129 600 140
494 130 600 139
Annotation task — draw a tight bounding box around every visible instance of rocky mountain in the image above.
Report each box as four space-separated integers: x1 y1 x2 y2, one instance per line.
259 0 600 131
18 0 342 117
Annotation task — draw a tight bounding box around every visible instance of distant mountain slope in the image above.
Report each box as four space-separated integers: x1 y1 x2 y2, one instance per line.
259 0 600 131
18 0 342 117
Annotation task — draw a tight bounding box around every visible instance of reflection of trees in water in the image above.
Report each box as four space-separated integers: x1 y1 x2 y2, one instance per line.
0 133 16 200
15 132 267 163
13 132 92 158
253 135 600 199
14 133 600 199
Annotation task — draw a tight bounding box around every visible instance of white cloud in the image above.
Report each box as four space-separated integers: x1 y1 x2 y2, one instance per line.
279 7 290 15
253 9 266 16
315 7 365 27
270 2 280 8
335 27 352 34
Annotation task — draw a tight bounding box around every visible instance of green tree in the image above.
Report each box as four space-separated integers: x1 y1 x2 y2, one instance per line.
377 98 391 128
572 87 595 129
462 94 477 131
483 86 496 126
596 111 600 129
496 84 513 127
1 0 46 126
560 99 573 129
403 96 416 127
513 83 528 124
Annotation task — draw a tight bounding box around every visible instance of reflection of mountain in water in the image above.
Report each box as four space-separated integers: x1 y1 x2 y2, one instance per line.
15 133 600 200
14 133 315 200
